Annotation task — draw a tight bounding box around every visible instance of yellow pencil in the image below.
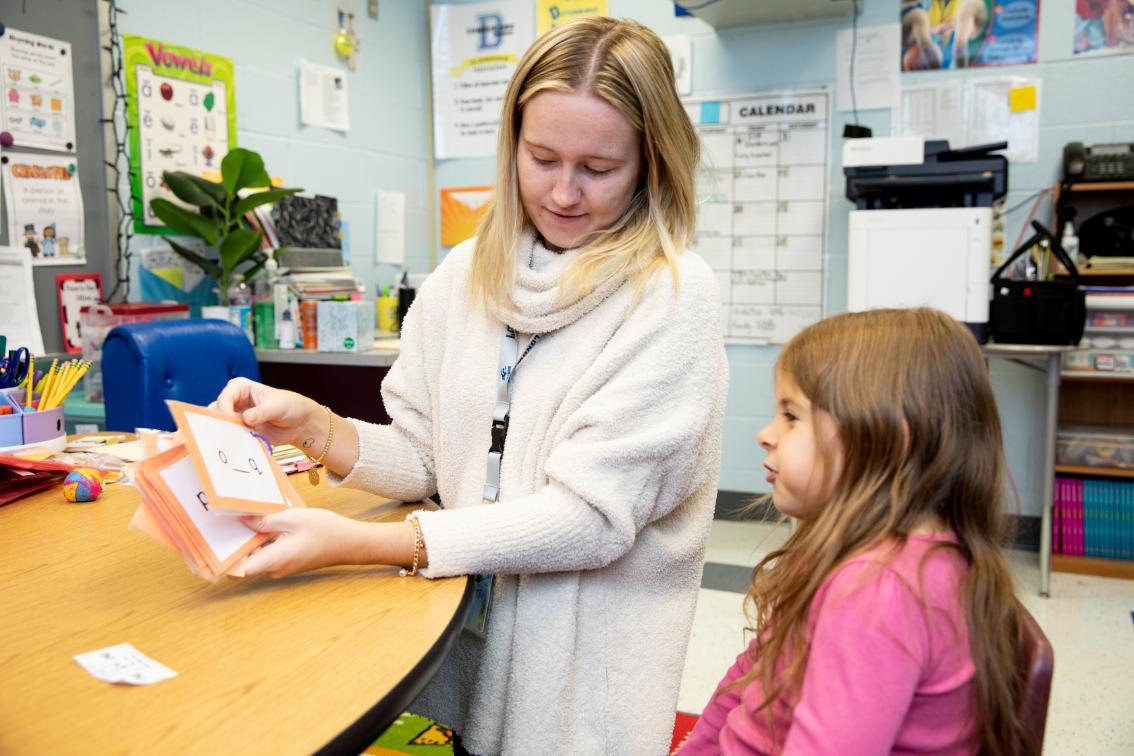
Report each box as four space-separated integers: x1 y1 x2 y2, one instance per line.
51 361 89 410
24 356 35 408
36 359 59 411
46 361 74 410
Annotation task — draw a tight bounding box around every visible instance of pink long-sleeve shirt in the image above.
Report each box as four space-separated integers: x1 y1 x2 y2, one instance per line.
680 534 979 755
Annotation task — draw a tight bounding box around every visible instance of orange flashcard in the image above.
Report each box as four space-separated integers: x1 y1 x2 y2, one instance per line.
167 400 300 515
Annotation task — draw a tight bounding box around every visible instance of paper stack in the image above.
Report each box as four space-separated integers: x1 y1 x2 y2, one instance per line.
0 454 74 506
130 401 305 579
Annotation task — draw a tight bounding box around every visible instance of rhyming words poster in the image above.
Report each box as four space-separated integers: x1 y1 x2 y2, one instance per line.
0 28 77 153
123 36 236 234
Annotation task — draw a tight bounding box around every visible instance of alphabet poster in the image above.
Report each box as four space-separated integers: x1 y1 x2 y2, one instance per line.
1 151 85 266
0 28 77 153
122 36 236 234
684 90 831 345
430 0 533 159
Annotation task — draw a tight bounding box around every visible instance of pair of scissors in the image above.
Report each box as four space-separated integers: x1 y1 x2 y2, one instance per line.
0 347 31 389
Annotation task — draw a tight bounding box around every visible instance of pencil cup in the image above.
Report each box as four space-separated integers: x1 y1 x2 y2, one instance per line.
377 295 398 333
0 391 24 448
21 405 64 447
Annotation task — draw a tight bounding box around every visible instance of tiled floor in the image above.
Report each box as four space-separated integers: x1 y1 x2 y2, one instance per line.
681 520 1134 755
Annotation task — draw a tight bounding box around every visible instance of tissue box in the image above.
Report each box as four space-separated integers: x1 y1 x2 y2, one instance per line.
316 301 374 352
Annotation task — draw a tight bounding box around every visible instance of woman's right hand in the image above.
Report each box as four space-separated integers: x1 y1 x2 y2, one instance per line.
212 377 323 450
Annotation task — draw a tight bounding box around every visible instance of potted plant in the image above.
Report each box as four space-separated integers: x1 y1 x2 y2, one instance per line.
149 148 302 306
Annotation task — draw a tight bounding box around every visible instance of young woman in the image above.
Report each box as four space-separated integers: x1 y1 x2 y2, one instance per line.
214 17 728 756
680 308 1035 756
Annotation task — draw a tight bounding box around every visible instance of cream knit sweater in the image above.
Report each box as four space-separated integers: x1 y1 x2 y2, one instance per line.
333 230 727 755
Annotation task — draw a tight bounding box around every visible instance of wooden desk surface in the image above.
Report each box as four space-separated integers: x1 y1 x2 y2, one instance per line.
0 474 470 755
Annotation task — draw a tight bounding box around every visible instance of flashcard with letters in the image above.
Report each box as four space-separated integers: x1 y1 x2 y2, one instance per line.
168 400 296 515
130 401 304 579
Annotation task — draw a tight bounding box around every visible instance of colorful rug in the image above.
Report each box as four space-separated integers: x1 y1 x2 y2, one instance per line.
365 711 701 755
365 712 455 755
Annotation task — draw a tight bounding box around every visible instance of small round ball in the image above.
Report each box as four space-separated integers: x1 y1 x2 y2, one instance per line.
63 467 104 503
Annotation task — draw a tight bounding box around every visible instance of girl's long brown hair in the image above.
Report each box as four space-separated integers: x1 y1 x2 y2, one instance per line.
740 308 1034 755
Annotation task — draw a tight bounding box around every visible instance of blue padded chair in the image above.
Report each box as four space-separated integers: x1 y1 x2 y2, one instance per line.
102 319 260 432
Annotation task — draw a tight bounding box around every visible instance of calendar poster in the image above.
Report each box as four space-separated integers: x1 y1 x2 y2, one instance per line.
685 90 830 344
123 36 236 234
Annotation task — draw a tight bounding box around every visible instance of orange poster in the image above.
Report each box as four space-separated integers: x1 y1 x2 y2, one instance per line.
440 186 494 247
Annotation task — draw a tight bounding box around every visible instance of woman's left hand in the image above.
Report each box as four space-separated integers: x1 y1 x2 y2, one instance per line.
239 509 377 578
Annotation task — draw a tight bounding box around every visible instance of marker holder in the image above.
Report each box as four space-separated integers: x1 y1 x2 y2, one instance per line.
0 388 67 453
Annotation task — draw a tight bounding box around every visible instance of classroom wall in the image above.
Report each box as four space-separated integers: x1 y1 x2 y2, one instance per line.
434 0 1134 518
115 0 434 299
20 1 1129 517
0 0 114 355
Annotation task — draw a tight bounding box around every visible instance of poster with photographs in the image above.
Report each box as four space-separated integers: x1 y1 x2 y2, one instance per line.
900 0 1040 71
0 28 77 152
1074 1 1134 56
123 36 236 234
2 151 85 266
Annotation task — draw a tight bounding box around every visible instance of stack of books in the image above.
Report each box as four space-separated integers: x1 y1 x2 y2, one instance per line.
1053 476 1134 561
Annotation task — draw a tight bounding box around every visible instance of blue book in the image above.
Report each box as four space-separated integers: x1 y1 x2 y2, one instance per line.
1084 479 1099 558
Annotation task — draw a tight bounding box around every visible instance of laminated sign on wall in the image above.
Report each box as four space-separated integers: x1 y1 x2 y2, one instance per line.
122 36 236 234
684 90 831 344
430 1 533 159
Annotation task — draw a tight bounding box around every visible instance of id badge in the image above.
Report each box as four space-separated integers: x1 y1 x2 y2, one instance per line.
463 574 495 638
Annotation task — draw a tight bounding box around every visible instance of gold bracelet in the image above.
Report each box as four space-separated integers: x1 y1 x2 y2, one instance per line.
308 405 335 486
401 515 423 577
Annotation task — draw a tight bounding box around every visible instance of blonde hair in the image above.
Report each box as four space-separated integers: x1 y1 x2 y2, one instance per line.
470 17 700 309
740 308 1035 756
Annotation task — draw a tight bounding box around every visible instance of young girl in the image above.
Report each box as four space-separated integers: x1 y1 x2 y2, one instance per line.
680 308 1034 756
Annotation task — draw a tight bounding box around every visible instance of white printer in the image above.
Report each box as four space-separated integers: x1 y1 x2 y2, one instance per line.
843 137 1008 343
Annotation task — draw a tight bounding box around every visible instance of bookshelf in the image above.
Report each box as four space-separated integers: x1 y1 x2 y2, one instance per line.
1051 179 1134 580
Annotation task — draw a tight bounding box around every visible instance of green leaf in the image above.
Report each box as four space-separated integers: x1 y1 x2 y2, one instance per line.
150 198 221 245
232 187 302 219
242 256 268 282
183 173 228 206
221 148 270 196
162 171 223 209
219 228 264 275
166 238 222 280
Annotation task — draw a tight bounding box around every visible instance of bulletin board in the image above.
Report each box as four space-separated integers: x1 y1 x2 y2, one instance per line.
685 90 831 345
122 35 236 234
0 1 114 355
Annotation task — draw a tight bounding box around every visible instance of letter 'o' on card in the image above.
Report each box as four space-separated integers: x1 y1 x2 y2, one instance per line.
167 400 299 515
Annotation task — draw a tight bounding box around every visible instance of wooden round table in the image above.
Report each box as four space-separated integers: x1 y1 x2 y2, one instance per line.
0 471 471 755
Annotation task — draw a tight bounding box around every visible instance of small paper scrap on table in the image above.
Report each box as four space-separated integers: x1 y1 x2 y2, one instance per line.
73 642 178 685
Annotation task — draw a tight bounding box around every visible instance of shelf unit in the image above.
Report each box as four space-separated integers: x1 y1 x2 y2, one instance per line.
1052 179 1134 580
1050 554 1134 580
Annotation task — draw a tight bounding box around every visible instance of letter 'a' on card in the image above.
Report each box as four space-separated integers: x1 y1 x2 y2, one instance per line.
167 400 301 515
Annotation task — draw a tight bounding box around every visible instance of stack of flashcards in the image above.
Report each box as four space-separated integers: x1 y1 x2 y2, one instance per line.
130 401 304 579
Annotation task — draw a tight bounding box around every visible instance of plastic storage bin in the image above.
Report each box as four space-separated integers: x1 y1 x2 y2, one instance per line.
80 302 189 401
0 388 66 453
1057 425 1134 469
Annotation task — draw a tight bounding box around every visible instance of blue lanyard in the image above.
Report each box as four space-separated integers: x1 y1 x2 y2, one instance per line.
483 325 540 502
